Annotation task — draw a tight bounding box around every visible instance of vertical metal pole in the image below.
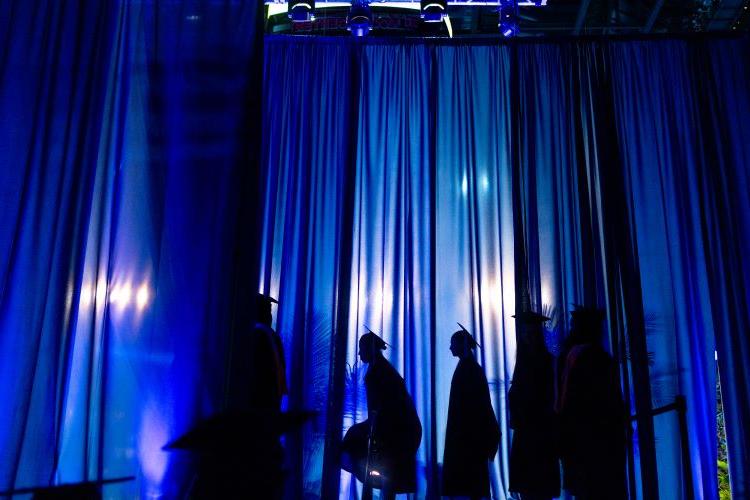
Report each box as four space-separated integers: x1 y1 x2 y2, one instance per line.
676 395 695 500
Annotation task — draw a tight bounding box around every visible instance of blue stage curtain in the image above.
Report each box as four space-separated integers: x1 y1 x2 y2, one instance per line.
263 36 750 499
433 45 516 498
692 38 750 498
605 40 723 498
0 0 120 492
514 39 750 499
2 5 749 497
262 40 518 498
0 1 264 497
261 38 357 498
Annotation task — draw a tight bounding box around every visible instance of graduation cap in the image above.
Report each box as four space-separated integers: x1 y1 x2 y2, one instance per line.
360 325 388 350
256 293 278 307
511 310 551 324
452 322 481 349
255 293 279 320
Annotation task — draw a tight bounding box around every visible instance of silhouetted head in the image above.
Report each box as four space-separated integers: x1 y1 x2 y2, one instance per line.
570 306 605 344
358 332 387 364
512 310 550 352
450 329 478 359
255 293 278 327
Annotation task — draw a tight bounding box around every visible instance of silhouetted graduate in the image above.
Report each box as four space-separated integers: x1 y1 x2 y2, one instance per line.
341 330 422 499
557 306 626 499
442 325 500 499
508 311 560 500
188 293 288 498
248 293 288 411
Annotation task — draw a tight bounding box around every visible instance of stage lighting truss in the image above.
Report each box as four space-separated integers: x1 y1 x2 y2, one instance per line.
288 0 316 22
269 0 546 32
269 0 545 7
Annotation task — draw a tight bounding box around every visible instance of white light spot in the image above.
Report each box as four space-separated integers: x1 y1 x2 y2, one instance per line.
110 283 132 309
480 279 504 315
136 284 150 311
481 174 489 192
461 175 468 195
372 286 394 318
80 284 93 308
96 279 108 307
541 281 551 306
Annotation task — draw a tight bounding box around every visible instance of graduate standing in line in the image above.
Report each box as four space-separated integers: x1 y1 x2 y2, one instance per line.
249 293 288 411
442 324 500 499
508 311 560 500
557 307 627 499
190 293 288 498
341 330 422 500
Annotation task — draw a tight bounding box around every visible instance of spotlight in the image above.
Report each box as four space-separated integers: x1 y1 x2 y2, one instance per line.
288 0 315 22
347 0 372 37
499 0 519 37
421 0 446 23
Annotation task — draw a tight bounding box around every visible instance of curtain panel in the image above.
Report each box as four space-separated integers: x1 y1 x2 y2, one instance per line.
261 35 750 499
0 0 265 497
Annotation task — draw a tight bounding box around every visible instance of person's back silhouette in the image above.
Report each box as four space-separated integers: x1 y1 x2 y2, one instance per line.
557 306 627 500
442 325 500 499
189 293 288 498
248 294 287 411
341 330 422 500
508 311 560 500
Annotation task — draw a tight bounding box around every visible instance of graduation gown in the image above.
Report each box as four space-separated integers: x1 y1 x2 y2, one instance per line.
508 349 561 498
442 358 500 498
248 323 288 411
558 343 627 499
341 357 422 493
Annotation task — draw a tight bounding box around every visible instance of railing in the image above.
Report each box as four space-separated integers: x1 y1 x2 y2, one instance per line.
629 395 694 500
0 476 134 497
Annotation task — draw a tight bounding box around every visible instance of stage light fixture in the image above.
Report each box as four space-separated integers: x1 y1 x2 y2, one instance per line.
421 0 447 23
498 0 519 37
288 0 315 22
347 0 372 36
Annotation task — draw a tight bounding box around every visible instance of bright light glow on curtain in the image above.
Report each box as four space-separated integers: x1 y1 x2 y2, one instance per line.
261 41 518 499
0 1 263 497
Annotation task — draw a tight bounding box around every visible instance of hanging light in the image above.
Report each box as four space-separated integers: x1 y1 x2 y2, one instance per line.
347 0 372 36
499 0 519 37
421 0 447 23
288 0 315 22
